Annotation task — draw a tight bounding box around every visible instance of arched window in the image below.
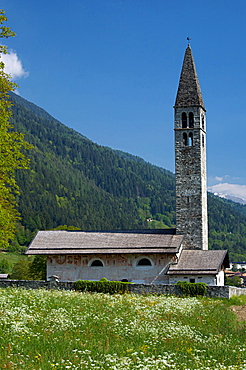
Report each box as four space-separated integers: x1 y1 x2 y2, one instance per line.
189 112 194 128
183 132 188 146
182 112 187 128
188 133 193 146
90 259 104 267
137 258 152 266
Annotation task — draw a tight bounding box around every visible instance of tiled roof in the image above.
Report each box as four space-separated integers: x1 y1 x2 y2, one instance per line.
26 230 184 255
174 45 205 109
167 250 229 275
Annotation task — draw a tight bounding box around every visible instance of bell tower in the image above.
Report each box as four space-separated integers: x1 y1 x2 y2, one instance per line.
174 45 208 250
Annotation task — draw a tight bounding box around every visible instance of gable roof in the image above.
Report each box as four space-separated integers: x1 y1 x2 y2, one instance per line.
167 250 229 275
174 45 205 109
26 230 184 255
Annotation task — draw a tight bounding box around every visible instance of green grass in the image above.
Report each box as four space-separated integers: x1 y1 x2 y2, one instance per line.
0 288 245 369
0 251 32 273
228 294 246 306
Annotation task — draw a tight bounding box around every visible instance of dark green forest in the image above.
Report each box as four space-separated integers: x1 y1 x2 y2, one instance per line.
8 92 246 262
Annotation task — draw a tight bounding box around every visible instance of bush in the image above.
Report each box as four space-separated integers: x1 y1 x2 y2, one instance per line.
74 279 130 294
225 275 242 287
177 281 207 296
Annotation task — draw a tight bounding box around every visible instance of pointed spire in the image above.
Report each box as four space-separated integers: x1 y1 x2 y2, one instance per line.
174 45 205 109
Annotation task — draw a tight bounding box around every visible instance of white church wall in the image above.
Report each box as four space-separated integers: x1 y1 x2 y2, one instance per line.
47 254 172 284
216 270 225 286
168 274 218 286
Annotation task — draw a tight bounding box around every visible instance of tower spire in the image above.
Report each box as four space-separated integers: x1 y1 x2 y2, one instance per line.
174 46 208 250
175 45 205 109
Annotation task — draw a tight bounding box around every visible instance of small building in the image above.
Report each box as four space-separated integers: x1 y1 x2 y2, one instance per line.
167 250 229 286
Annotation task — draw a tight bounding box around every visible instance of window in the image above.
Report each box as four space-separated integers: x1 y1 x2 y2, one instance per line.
183 132 188 146
182 112 187 128
202 116 205 130
189 112 194 128
90 259 104 267
135 257 153 269
137 258 152 266
189 278 195 283
188 133 193 146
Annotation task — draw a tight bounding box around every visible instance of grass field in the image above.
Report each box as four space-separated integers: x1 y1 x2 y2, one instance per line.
0 288 245 369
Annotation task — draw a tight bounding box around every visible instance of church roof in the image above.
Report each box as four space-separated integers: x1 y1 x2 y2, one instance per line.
26 230 184 255
174 45 205 109
167 250 229 275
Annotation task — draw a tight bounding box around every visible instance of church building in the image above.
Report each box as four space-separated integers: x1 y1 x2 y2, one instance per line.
26 45 229 285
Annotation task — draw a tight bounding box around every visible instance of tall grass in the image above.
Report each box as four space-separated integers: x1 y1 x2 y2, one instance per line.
0 288 245 369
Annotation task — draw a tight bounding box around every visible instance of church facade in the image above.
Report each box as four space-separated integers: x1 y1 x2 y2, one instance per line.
26 45 229 285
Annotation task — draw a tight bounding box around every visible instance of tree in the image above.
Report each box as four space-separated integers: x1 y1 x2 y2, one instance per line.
29 255 46 280
0 9 31 248
11 260 31 280
0 258 11 273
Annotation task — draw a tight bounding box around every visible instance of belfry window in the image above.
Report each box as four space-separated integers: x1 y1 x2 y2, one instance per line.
183 132 188 146
188 133 193 146
202 116 205 130
182 112 187 128
189 112 194 128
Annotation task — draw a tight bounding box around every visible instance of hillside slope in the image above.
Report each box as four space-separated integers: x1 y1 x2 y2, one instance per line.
9 93 246 261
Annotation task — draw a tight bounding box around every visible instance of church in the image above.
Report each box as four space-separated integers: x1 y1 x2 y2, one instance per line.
26 45 229 285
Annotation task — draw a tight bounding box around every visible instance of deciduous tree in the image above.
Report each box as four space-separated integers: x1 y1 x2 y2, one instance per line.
0 9 31 248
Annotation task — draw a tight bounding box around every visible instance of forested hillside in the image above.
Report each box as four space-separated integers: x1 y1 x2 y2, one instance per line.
9 92 246 261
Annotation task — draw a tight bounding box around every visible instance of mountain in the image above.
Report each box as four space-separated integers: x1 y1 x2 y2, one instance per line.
8 92 246 261
211 192 246 206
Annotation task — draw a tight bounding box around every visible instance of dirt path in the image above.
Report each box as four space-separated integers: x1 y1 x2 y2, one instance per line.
230 304 246 321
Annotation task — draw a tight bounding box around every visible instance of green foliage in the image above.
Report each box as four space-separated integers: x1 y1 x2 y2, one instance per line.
227 294 246 306
74 279 129 294
0 10 31 249
225 275 242 287
29 255 46 280
0 258 11 273
51 225 81 231
10 260 32 280
177 281 207 296
99 277 108 282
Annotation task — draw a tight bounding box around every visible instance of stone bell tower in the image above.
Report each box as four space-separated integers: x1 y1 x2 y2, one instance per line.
174 45 208 250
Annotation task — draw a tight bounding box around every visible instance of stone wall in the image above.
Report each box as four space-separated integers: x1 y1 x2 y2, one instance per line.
175 106 208 250
0 279 246 299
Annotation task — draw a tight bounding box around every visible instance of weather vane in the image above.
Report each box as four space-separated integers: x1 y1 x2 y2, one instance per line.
187 37 191 45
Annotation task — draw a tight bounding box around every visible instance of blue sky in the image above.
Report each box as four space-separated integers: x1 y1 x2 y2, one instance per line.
2 0 246 200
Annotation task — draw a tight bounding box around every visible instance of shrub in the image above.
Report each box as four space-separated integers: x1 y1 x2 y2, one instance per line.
177 281 207 296
74 279 130 294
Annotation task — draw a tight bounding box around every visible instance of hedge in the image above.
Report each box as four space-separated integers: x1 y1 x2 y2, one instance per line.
177 281 207 296
74 279 130 294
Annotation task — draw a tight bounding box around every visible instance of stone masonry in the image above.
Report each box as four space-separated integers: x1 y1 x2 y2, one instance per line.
174 45 208 250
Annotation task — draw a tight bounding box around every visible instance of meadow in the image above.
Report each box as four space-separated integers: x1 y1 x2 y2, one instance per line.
0 288 245 370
